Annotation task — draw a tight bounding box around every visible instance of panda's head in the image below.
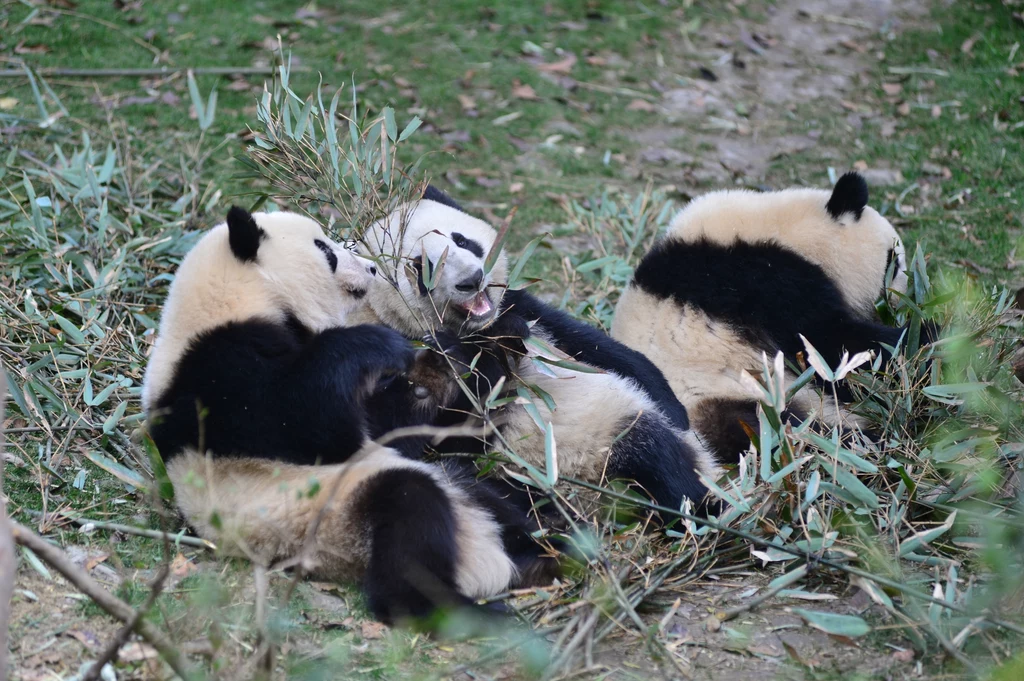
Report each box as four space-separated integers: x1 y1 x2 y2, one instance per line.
668 172 908 316
361 187 507 337
142 206 376 411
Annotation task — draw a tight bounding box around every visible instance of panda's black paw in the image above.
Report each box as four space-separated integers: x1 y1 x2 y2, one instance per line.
421 330 476 370
361 325 417 374
477 311 530 357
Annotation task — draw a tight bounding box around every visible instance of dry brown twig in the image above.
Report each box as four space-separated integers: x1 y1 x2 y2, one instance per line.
1 374 13 681
81 487 176 681
11 522 198 681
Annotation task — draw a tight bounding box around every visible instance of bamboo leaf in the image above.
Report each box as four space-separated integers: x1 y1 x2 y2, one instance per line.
792 609 870 637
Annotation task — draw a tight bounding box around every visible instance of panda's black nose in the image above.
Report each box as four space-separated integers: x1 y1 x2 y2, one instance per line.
368 264 377 276
456 269 484 292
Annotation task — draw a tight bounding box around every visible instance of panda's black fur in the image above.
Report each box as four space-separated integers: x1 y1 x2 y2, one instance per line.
351 187 719 516
143 206 554 628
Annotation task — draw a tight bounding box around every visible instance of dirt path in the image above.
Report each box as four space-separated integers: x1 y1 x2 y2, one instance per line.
624 0 927 194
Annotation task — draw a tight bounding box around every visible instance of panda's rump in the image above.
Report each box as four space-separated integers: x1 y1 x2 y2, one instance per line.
168 446 381 581
168 444 517 598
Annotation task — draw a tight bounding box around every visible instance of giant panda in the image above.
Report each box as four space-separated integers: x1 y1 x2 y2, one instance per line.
141 206 554 626
611 172 913 460
349 186 718 513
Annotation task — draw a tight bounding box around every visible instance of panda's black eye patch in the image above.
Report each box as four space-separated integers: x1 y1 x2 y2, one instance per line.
314 239 338 273
451 232 484 258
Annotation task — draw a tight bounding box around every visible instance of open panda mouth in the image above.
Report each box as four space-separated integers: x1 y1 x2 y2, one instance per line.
453 291 494 320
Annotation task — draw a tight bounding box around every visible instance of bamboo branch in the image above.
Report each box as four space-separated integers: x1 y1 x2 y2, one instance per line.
11 522 199 681
26 509 215 550
0 66 290 79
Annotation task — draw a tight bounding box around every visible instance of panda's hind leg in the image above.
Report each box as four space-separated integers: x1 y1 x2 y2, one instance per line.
354 466 511 630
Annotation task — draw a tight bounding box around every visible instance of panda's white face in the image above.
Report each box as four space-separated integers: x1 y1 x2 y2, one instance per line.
248 210 377 330
141 208 376 412
667 174 908 317
362 199 508 336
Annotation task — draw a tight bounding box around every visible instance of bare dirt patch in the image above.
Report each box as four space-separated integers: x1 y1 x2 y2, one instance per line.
624 0 931 190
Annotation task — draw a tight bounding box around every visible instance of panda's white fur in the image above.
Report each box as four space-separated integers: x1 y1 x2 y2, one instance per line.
611 173 910 459
352 188 718 511
143 207 523 624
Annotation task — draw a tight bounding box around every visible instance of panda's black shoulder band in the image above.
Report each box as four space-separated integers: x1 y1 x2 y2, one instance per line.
227 205 265 262
825 172 869 222
422 185 466 213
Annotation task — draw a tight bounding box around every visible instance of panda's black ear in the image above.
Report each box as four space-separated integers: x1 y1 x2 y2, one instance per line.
226 205 265 262
825 172 869 222
422 184 466 213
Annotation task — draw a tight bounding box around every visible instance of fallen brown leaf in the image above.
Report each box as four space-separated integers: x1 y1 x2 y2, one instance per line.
361 621 387 639
512 80 539 100
171 552 198 578
458 94 476 112
536 54 577 74
626 98 656 112
85 553 109 571
853 160 869 171
509 182 524 193
66 629 102 651
0 97 18 111
14 41 50 55
119 642 160 663
840 38 867 53
881 82 903 96
897 102 911 116
960 34 980 55
891 648 915 663
585 55 606 66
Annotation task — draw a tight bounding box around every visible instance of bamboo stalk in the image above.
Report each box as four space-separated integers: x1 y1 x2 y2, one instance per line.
0 66 294 79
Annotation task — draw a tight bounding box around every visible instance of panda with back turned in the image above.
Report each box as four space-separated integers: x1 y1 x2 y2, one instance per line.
348 186 718 513
611 172 918 460
142 206 554 627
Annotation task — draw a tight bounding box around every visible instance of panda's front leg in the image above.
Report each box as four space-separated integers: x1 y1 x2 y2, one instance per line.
604 413 712 516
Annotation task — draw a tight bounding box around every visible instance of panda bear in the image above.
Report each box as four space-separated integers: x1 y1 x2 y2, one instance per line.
141 206 553 626
611 172 912 460
349 186 718 513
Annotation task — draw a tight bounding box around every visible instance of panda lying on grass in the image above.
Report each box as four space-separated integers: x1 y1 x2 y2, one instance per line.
612 172 921 460
142 206 555 628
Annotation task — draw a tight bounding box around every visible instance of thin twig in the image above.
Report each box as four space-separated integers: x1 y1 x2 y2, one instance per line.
0 66 290 79
83 488 175 681
11 522 199 681
27 509 215 550
0 375 13 681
